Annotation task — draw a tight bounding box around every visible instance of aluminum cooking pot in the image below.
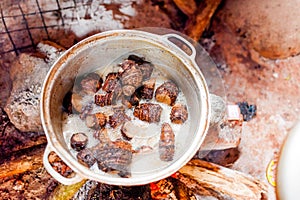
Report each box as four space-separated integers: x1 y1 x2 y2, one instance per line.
41 29 211 186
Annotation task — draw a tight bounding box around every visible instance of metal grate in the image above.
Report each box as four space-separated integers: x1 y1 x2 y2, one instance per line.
0 0 94 56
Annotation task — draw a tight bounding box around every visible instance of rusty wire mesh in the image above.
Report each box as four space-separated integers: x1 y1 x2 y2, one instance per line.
0 0 122 56
2 1 63 55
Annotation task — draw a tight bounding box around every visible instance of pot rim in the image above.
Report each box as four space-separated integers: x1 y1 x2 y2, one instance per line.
41 29 211 185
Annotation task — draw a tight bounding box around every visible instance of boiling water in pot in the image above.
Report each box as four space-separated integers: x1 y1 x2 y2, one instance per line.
62 55 191 177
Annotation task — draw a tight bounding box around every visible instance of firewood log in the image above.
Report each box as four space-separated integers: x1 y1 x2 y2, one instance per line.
175 159 268 200
172 0 197 16
184 0 222 41
0 145 44 178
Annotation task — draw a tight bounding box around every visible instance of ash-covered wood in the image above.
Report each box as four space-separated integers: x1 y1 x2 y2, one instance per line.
0 166 58 200
200 148 240 167
175 159 268 199
0 144 45 179
150 177 197 199
0 107 46 160
0 144 57 199
4 42 65 132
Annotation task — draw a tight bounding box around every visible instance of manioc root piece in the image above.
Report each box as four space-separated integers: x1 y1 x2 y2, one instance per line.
80 73 102 94
159 123 175 162
170 103 188 124
155 81 179 106
70 132 88 151
133 103 162 123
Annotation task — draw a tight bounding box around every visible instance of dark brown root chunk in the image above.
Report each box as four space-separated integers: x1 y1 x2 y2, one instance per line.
127 55 154 80
80 72 103 94
119 59 136 72
77 148 97 167
136 78 156 100
62 91 73 114
102 73 120 93
70 132 88 151
122 85 136 97
108 110 131 128
121 122 134 141
122 93 140 109
111 105 126 113
170 103 188 124
94 93 116 107
121 97 133 109
159 123 175 162
138 62 154 80
120 67 143 88
133 103 162 123
127 54 146 65
79 102 93 120
93 140 132 178
155 81 179 106
85 112 107 129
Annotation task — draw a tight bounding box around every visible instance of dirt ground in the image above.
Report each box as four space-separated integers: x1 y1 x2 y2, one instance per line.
208 13 300 199
1 0 300 199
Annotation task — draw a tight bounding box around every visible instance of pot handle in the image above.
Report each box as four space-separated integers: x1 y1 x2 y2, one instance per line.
161 33 197 60
43 144 84 185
